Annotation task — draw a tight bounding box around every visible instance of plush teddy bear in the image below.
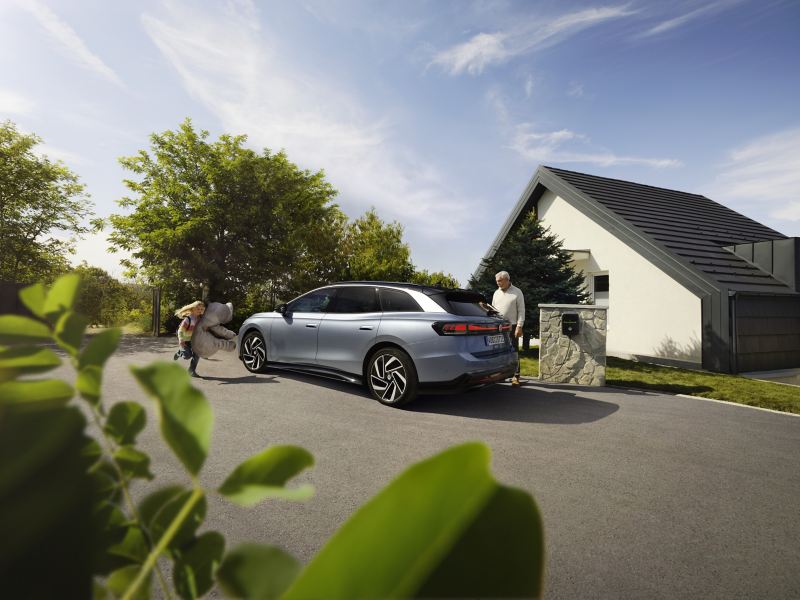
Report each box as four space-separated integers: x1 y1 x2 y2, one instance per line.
191 302 237 358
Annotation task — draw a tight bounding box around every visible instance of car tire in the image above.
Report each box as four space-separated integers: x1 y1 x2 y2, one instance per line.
367 348 418 407
241 330 268 373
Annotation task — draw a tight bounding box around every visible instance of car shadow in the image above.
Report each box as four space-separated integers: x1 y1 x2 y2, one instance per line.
196 374 278 385
255 370 619 425
410 384 620 424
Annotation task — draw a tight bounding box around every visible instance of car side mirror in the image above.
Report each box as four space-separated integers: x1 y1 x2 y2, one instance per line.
276 303 289 315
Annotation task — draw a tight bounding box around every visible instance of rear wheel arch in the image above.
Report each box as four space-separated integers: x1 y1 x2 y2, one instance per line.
363 341 414 380
364 343 419 407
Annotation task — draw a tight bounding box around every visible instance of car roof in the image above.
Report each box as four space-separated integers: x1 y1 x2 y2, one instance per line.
334 281 467 296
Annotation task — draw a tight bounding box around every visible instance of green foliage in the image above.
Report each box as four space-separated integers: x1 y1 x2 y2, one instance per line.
1 274 545 598
108 118 346 309
218 446 315 506
217 544 301 600
283 443 544 599
0 121 94 283
72 263 148 328
410 269 460 288
132 363 213 476
470 210 589 336
339 208 414 282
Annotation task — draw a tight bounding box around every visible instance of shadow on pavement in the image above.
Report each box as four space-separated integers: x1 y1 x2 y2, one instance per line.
199 374 278 385
410 384 619 424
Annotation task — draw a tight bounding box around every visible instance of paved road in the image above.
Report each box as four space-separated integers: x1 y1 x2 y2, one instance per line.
57 336 800 598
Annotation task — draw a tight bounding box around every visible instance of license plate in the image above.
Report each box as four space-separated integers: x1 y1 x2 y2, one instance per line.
485 334 504 346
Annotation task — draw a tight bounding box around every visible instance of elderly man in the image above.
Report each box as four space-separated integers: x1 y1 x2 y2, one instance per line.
492 270 525 386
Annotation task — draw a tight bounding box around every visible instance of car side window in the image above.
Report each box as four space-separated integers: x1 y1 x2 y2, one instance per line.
379 288 422 312
328 286 380 314
289 288 336 313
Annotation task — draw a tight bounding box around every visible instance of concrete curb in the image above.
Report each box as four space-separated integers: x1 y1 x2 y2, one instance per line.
672 393 800 418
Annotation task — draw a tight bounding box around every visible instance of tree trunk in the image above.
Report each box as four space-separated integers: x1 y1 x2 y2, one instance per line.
522 332 531 351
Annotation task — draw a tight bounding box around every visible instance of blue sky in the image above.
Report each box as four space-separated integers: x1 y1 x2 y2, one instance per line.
2 0 798 285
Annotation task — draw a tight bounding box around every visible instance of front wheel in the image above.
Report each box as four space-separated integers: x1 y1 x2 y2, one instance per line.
241 331 268 373
367 348 418 407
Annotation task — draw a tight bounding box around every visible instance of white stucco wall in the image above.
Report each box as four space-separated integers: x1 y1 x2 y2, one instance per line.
537 190 702 364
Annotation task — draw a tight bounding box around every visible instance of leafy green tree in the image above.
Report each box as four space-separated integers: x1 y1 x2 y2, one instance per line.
0 121 94 283
470 210 588 343
339 208 414 282
410 269 460 288
108 119 346 309
72 263 130 327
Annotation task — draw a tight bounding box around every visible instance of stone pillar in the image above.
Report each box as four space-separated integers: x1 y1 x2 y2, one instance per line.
538 304 607 386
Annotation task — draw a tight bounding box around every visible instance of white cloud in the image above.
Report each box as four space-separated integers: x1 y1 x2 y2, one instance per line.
707 128 800 226
567 81 585 98
431 5 636 75
0 89 34 115
509 123 681 168
524 75 534 99
140 1 469 238
16 0 124 87
638 0 742 38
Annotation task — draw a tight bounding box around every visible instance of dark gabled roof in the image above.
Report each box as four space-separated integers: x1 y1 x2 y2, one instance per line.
545 167 791 294
477 166 796 295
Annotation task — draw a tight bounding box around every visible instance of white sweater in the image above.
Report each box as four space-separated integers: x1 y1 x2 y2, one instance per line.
492 284 525 327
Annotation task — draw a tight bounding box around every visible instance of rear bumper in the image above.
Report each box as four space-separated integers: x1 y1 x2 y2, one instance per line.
418 362 517 394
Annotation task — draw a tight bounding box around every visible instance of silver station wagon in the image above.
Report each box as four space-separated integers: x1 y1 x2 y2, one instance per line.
237 282 517 407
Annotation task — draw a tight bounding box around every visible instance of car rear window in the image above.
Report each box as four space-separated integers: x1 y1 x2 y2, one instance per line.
433 290 499 317
379 288 422 312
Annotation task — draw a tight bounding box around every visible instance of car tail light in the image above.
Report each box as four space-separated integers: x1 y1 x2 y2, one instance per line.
432 321 511 336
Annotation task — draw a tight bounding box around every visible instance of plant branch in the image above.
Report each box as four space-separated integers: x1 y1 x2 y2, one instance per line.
122 486 203 600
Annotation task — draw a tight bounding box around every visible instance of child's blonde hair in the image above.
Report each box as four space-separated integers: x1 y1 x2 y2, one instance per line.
175 300 204 318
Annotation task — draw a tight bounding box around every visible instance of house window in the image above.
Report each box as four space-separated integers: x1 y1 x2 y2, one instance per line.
593 274 609 306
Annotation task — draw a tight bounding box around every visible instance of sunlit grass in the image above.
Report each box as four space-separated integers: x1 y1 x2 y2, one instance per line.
518 349 800 415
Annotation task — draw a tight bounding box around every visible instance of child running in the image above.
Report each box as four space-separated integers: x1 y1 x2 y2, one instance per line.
173 300 205 377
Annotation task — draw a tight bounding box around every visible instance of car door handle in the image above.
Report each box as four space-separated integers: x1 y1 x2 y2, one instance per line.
306 324 317 328
359 325 373 330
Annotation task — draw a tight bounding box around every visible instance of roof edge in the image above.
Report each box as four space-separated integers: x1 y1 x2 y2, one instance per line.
473 165 722 297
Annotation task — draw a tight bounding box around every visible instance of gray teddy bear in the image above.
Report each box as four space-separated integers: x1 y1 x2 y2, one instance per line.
191 301 237 358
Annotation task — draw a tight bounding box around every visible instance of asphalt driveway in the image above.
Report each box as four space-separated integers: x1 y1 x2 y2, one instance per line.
56 336 800 598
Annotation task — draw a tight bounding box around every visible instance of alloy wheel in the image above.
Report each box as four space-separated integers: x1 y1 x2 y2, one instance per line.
370 353 407 403
242 333 266 372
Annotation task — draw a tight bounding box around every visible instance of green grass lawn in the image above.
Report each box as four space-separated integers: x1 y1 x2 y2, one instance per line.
518 349 800 415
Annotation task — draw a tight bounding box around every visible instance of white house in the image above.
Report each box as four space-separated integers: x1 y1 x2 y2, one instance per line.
475 166 800 373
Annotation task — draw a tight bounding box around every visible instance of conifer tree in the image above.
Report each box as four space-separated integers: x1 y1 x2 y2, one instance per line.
469 210 588 345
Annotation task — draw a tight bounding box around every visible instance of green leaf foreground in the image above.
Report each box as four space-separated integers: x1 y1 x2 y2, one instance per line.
282 442 544 600
105 401 147 445
54 311 89 357
78 329 122 402
122 488 205 600
130 362 212 475
42 273 82 322
18 283 46 319
1 276 545 598
0 346 61 381
0 315 52 345
217 544 301 600
79 328 122 370
0 379 74 409
218 445 314 506
173 531 226 600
